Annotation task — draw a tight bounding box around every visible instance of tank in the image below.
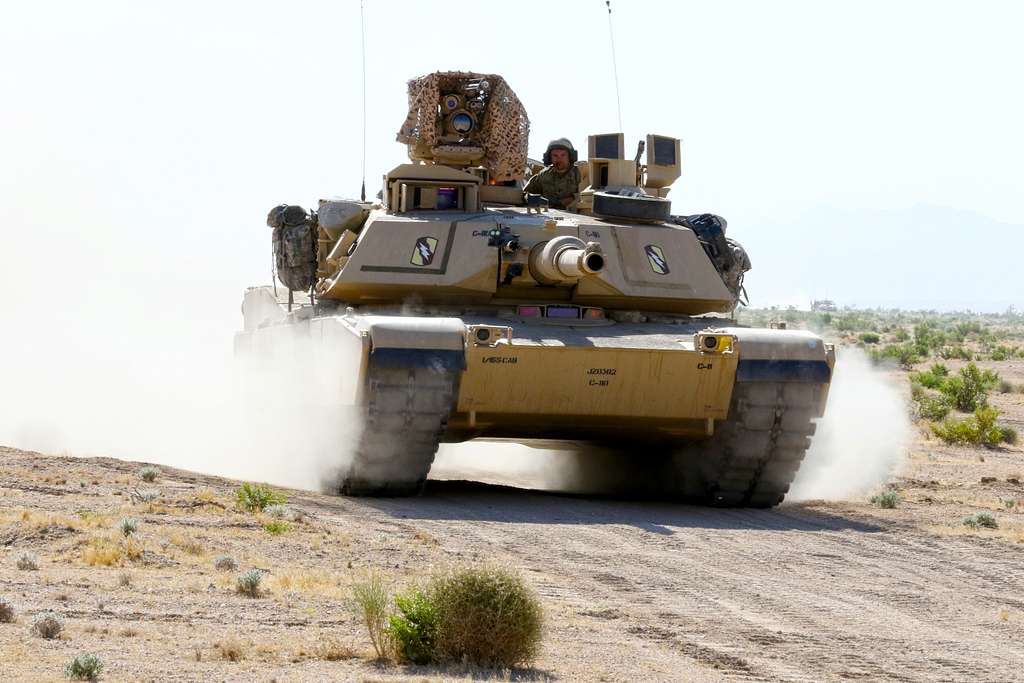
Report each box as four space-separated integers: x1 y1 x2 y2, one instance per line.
236 71 835 507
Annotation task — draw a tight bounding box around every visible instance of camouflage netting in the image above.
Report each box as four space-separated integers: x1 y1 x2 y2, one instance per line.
396 71 529 183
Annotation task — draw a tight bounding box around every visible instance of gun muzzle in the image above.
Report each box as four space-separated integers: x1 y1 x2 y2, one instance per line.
530 236 605 285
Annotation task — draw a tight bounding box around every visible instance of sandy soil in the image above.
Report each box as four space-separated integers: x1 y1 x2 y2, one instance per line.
2 363 1023 682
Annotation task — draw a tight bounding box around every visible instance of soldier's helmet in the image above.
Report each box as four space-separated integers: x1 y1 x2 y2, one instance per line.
543 137 578 165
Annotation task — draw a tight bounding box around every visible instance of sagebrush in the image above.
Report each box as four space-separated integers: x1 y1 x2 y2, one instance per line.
870 490 899 509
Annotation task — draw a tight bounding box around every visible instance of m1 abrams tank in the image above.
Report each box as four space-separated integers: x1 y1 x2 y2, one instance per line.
236 71 835 507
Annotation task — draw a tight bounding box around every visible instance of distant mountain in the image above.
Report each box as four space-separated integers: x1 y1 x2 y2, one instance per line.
735 205 1023 312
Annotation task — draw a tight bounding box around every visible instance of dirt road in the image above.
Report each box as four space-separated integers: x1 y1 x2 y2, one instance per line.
2 442 1023 682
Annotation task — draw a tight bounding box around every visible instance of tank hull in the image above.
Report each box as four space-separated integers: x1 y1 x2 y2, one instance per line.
235 289 834 506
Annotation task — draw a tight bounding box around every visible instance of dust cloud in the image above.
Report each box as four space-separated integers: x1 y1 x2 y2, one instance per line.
0 305 362 493
787 348 912 501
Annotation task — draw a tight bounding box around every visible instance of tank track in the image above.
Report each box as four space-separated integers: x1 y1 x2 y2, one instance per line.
339 362 459 497
691 381 822 508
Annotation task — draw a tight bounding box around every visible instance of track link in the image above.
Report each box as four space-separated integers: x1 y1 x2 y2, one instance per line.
339 363 459 496
692 381 824 507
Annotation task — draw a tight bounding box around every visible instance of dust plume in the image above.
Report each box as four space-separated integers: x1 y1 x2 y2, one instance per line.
787 348 912 501
0 300 362 492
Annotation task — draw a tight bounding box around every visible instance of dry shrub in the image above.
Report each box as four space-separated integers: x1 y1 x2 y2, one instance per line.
217 636 247 662
430 566 543 668
0 598 15 623
169 532 205 556
214 555 238 572
314 635 357 661
32 612 64 639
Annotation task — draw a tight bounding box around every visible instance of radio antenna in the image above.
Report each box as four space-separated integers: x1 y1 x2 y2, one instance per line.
605 1 624 132
359 0 367 201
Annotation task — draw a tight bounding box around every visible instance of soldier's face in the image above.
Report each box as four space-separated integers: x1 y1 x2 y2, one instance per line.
550 148 570 170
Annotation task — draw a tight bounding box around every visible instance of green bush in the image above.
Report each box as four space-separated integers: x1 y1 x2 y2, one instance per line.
932 406 1006 446
859 332 881 345
235 483 286 512
64 654 103 681
916 393 952 421
870 490 899 509
938 345 973 361
430 566 543 668
387 589 439 664
942 362 999 412
962 513 998 529
263 520 290 535
869 343 920 369
910 363 949 389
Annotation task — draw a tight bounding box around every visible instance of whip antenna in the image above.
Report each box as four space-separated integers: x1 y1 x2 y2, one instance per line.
605 0 623 132
359 0 367 201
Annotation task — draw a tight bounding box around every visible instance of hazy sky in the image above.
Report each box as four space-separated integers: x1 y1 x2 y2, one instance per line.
2 0 1022 315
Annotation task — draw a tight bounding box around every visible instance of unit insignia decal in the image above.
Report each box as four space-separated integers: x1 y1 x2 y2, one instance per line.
410 236 439 266
644 244 669 275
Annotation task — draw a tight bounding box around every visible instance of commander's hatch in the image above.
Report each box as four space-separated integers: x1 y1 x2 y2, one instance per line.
384 163 482 213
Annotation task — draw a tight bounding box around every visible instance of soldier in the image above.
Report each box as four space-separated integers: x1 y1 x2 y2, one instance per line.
523 138 580 210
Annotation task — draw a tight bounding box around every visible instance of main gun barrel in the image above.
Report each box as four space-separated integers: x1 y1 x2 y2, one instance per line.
530 236 605 285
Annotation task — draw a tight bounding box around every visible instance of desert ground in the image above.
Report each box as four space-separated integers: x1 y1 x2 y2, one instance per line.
2 346 1023 681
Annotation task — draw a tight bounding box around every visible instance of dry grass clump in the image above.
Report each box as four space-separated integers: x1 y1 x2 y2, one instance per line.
351 573 393 659
314 635 358 661
216 636 247 662
169 532 205 556
272 569 343 596
0 597 15 623
81 535 143 567
32 611 64 639
15 552 39 571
